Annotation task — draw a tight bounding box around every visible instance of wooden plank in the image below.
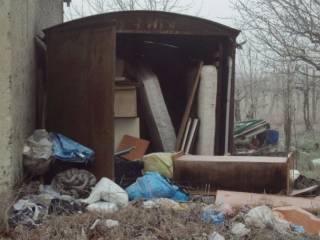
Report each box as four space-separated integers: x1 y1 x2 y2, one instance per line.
174 155 290 193
290 185 319 197
46 25 116 179
185 119 199 154
216 190 320 213
175 61 203 151
176 155 288 163
180 118 192 152
117 135 150 161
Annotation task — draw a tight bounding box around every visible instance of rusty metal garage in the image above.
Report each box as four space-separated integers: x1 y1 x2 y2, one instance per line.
43 11 240 180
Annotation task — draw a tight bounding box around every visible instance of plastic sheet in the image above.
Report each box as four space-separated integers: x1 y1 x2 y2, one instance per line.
126 172 188 202
51 133 94 164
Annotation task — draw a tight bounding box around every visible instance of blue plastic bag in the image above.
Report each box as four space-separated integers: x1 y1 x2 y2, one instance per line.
50 133 94 164
265 130 279 145
126 172 188 202
202 210 225 225
290 224 304 234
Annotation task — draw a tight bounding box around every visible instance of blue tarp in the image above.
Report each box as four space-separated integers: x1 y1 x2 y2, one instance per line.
265 130 279 145
126 172 189 202
50 133 94 164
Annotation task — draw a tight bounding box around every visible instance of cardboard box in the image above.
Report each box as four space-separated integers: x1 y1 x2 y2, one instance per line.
114 86 137 118
114 118 140 150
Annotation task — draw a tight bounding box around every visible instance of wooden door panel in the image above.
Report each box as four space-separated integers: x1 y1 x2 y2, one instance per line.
46 25 115 179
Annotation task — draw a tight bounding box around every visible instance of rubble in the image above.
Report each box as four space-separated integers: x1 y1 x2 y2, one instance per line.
208 232 225 240
231 222 251 237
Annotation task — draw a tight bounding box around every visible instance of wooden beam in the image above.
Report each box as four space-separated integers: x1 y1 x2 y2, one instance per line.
175 61 203 151
216 190 320 213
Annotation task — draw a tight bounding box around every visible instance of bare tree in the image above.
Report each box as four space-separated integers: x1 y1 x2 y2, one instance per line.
236 46 267 119
64 0 199 20
231 0 320 150
232 0 320 70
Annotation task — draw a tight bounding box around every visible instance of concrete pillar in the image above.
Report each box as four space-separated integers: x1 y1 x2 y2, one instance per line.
0 0 63 192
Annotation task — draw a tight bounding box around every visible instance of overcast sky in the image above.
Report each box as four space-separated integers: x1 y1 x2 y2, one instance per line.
65 0 236 27
189 0 235 27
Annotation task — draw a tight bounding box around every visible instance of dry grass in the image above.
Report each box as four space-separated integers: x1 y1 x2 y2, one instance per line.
10 203 214 240
5 202 319 240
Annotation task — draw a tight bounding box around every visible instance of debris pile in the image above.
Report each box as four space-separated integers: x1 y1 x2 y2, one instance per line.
6 127 320 239
234 119 279 155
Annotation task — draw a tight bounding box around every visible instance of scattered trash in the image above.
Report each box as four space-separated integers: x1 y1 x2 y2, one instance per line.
290 185 319 196
117 135 150 161
234 119 279 154
86 202 119 214
201 205 225 225
50 133 94 164
290 169 301 182
290 224 305 234
294 175 320 194
231 222 250 237
215 202 235 217
9 196 49 228
245 206 290 234
244 206 275 228
23 129 53 176
51 168 96 199
190 195 215 204
143 198 188 211
126 172 188 202
143 152 173 178
90 219 120 230
83 177 128 208
207 231 225 240
273 206 320 235
38 184 61 199
104 219 120 228
48 198 86 215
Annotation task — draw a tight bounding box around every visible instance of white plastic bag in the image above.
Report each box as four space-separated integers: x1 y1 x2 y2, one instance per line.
82 177 128 207
245 206 290 234
87 202 118 214
231 222 250 237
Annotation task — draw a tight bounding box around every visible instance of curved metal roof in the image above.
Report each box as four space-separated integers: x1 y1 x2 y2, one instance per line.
45 11 240 37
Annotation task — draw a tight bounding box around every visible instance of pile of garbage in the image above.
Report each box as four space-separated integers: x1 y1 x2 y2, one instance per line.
8 168 320 239
9 189 320 239
234 119 279 155
23 129 94 178
5 129 320 239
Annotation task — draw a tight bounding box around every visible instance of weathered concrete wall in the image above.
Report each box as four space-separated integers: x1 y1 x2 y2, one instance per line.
0 0 63 191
